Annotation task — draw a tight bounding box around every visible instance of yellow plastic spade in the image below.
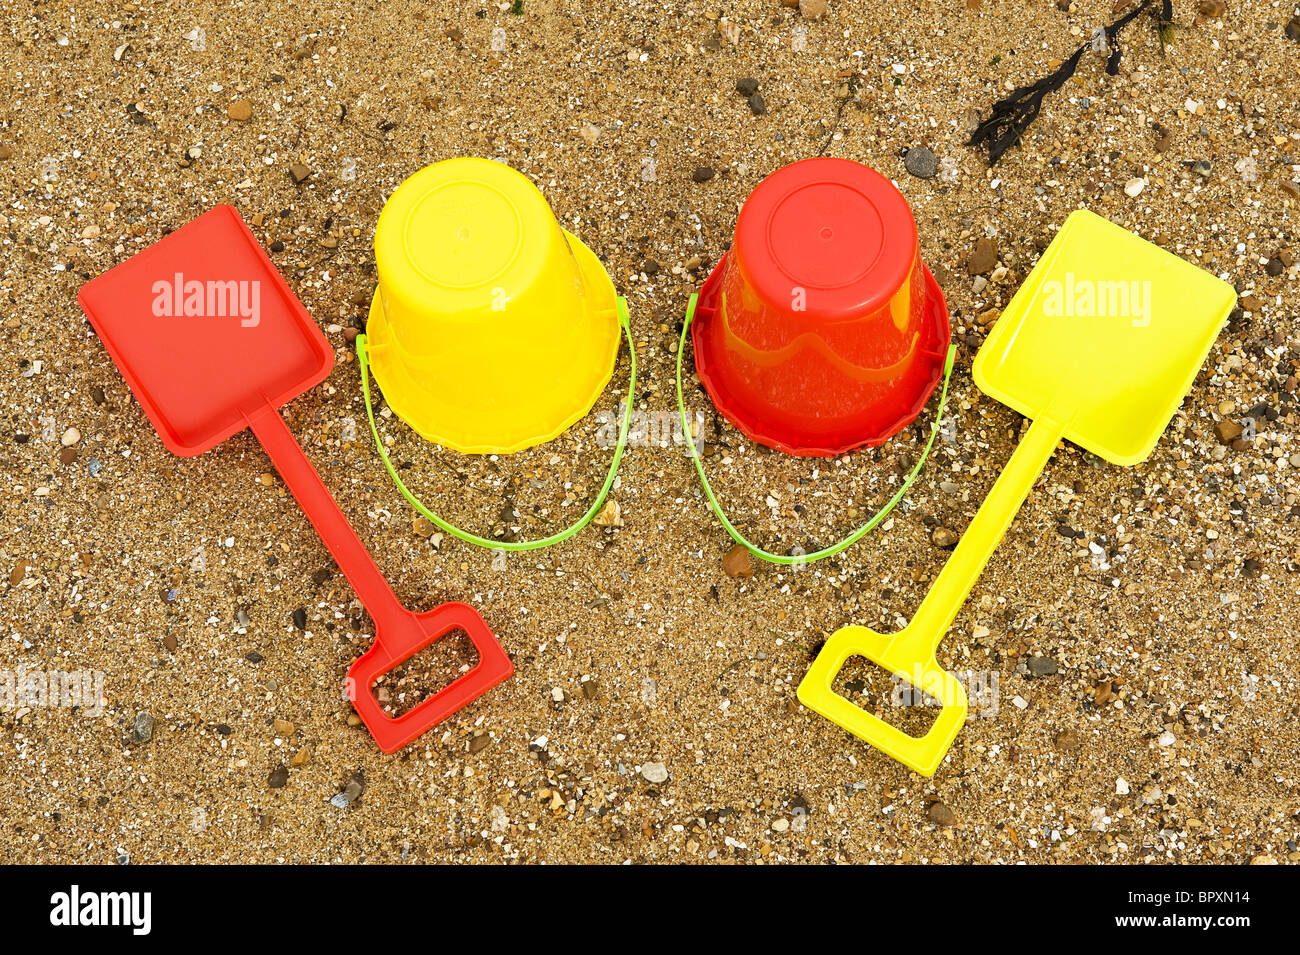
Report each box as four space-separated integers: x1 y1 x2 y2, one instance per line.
798 210 1237 775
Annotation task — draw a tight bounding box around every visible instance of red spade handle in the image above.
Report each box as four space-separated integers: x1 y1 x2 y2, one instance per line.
245 401 511 752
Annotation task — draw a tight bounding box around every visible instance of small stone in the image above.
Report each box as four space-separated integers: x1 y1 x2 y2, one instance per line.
413 516 435 538
1242 557 1262 578
290 745 313 767
226 99 253 122
640 761 669 784
692 166 716 183
771 817 790 832
1026 655 1058 678
469 733 492 754
1116 777 1130 795
0 144 12 161
1123 177 1145 197
722 543 754 578
267 763 289 789
292 607 307 629
735 77 759 96
273 718 295 736
1250 854 1280 865
1286 16 1300 41
1191 159 1213 178
904 146 938 180
747 92 767 116
61 427 80 447
1264 257 1284 277
1197 0 1226 17
966 237 997 275
593 499 622 527
331 771 364 807
59 447 79 465
288 162 311 184
163 633 178 652
641 257 660 275
927 802 958 827
1215 419 1243 445
1054 728 1081 752
931 526 959 549
798 0 828 19
245 650 264 663
1157 730 1176 747
133 711 155 743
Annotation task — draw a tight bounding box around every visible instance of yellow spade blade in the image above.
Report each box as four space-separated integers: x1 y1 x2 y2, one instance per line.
799 209 1237 776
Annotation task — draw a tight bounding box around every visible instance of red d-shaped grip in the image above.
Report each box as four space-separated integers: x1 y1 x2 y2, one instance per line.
346 602 513 754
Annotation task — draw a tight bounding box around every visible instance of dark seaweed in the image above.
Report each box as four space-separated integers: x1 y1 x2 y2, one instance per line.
969 0 1168 165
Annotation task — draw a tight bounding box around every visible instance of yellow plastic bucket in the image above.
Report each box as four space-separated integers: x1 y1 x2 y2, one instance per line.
365 158 621 454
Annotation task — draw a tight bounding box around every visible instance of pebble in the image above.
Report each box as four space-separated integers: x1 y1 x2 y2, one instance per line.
747 93 767 116
734 77 759 96
592 500 622 527
798 0 828 19
1054 728 1081 752
1287 17 1300 42
330 772 365 808
931 526 959 548
1026 655 1058 677
273 718 295 736
59 447 78 465
722 543 754 578
966 237 998 275
226 99 253 122
1191 159 1213 178
904 146 938 180
1198 0 1226 17
60 427 80 447
1157 730 1177 747
771 817 790 832
1123 177 1145 197
292 607 307 629
267 763 289 789
640 762 670 784
290 745 313 767
1116 777 1130 795
692 166 716 183
163 633 178 652
927 801 958 826
288 162 311 184
1214 419 1243 445
133 711 155 743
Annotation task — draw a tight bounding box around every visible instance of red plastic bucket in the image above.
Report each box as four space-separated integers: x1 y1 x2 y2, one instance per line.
692 157 950 456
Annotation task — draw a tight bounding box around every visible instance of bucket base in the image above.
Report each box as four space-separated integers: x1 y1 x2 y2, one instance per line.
692 257 951 457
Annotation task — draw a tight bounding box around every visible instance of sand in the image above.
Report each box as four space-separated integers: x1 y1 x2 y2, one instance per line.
1 0 1298 863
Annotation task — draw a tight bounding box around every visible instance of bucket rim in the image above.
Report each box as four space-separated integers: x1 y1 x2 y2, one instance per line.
692 254 952 457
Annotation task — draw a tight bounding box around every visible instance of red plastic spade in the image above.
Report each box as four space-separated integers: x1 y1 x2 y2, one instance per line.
77 205 512 753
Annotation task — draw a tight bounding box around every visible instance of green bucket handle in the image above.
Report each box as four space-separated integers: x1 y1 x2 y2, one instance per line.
357 297 637 551
676 293 957 566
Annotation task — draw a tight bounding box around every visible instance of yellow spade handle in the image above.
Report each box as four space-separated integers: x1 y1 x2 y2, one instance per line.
889 414 1066 665
798 414 1066 776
